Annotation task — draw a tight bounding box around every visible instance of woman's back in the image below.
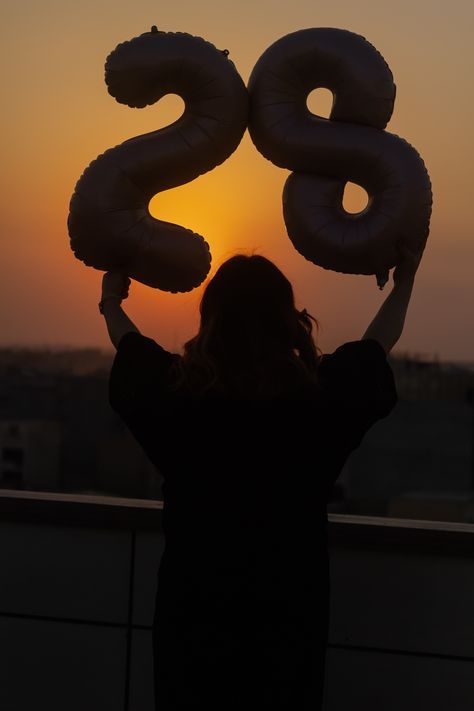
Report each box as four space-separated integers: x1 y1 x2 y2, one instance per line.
109 329 398 708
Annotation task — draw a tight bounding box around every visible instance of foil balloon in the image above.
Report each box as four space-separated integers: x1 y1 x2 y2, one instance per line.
68 27 248 293
247 28 433 289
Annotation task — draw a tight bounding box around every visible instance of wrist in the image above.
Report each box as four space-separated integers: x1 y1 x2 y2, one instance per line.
101 292 123 301
393 275 415 290
99 295 122 315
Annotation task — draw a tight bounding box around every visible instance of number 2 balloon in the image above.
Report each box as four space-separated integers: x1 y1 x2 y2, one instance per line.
68 26 432 291
67 27 248 293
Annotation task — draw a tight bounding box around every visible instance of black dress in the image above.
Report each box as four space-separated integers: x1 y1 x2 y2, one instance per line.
109 333 398 709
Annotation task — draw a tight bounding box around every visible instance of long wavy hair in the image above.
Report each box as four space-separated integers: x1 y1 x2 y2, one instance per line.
167 253 323 398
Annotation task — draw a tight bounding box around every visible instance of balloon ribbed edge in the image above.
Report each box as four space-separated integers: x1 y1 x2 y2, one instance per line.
251 27 395 86
104 29 233 81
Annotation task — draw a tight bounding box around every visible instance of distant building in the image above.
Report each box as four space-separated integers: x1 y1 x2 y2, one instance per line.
390 350 474 401
329 352 474 522
0 419 61 490
0 346 113 376
0 349 163 498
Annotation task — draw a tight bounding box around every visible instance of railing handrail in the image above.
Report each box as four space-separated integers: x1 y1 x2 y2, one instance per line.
328 512 474 534
0 488 163 509
1 488 474 537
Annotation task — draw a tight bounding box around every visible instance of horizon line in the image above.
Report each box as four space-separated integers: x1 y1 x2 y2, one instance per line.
0 343 473 367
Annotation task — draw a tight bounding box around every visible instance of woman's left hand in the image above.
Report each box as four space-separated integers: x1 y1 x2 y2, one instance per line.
101 271 131 301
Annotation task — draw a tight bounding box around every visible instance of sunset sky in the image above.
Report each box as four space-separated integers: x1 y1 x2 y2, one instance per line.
1 0 473 361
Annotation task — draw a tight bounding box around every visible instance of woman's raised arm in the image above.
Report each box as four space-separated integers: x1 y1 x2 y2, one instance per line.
100 271 140 349
362 243 425 354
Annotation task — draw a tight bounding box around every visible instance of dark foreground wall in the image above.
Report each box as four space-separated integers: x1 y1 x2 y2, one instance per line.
0 491 473 711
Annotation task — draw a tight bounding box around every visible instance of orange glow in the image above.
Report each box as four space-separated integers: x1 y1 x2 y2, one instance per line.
1 2 473 361
342 183 370 214
306 88 333 119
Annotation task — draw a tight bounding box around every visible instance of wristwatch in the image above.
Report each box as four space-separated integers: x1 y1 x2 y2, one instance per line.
98 296 122 314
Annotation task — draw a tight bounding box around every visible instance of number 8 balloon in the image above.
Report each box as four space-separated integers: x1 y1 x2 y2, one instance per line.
247 28 433 289
67 27 248 293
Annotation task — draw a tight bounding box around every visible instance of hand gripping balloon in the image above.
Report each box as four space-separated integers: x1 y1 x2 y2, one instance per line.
68 26 248 293
247 28 433 289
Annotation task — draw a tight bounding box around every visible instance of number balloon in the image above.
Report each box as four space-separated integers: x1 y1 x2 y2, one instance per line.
247 28 433 289
68 27 248 293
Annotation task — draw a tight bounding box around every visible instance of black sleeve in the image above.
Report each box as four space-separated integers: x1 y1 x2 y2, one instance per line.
318 338 398 452
108 331 178 419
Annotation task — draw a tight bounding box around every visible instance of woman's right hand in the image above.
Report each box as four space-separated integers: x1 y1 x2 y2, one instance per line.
102 271 131 301
392 242 426 286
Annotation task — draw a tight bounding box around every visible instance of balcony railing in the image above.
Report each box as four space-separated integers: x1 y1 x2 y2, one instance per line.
1 489 473 710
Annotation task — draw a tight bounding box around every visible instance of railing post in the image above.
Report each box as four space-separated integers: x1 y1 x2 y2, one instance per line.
124 529 136 711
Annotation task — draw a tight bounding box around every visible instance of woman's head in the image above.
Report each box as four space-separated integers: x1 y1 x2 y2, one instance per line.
169 253 322 397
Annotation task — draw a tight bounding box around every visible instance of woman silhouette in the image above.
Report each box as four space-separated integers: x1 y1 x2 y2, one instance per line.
101 246 421 709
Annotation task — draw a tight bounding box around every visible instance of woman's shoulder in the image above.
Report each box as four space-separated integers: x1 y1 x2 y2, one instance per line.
117 330 177 355
316 338 387 383
316 337 398 416
319 338 387 367
114 331 181 372
109 331 181 413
